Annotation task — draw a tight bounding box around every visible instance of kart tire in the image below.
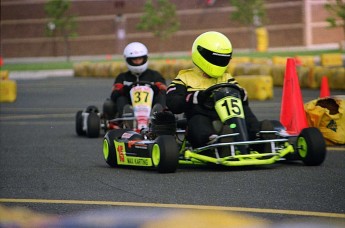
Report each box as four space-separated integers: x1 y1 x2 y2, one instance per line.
103 99 116 119
76 110 85 136
86 112 100 138
86 105 99 113
151 103 164 115
152 135 179 173
297 127 326 166
103 130 126 167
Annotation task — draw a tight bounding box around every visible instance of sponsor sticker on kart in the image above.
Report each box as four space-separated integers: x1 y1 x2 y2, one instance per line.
114 141 152 166
115 141 127 164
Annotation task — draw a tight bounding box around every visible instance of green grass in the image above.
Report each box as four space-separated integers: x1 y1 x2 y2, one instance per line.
234 49 344 58
1 61 74 71
1 49 344 71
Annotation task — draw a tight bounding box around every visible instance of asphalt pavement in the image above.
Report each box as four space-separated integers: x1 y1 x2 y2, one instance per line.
0 75 345 227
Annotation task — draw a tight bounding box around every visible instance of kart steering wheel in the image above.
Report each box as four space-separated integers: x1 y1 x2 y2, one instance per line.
130 81 154 88
200 83 242 110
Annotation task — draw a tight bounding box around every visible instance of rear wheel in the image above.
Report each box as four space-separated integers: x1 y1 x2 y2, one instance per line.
152 135 179 173
86 105 99 113
75 110 85 136
87 112 100 138
297 127 326 166
103 129 128 167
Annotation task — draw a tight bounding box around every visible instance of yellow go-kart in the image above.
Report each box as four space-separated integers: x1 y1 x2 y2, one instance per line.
103 83 326 173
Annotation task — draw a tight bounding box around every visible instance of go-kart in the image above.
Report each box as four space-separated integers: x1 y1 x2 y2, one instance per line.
75 81 162 138
102 83 326 173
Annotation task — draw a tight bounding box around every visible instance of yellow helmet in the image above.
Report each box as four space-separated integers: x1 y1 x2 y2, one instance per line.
192 31 232 78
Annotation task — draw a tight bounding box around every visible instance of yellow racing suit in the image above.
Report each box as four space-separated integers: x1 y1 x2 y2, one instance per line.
166 67 260 148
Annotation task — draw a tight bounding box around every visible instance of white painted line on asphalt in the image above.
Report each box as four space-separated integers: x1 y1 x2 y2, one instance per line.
9 70 74 80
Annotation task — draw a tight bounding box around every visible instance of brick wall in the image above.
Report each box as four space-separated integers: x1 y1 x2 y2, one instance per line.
0 0 343 58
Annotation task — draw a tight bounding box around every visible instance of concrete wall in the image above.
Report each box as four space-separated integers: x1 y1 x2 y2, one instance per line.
1 0 344 58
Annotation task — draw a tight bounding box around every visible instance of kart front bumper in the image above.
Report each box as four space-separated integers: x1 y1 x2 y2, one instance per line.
179 139 295 166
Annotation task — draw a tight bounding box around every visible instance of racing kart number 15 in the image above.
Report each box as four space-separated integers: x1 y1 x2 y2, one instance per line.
215 96 244 122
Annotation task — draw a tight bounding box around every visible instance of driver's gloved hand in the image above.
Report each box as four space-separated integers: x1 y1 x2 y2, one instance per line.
239 87 248 102
151 84 160 95
231 83 248 102
186 91 206 105
152 82 167 95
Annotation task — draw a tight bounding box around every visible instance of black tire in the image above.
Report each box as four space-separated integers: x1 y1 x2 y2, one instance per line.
86 112 100 138
102 99 116 119
75 110 85 136
103 129 130 167
297 127 326 166
86 105 99 113
103 130 121 167
151 103 163 116
151 135 179 173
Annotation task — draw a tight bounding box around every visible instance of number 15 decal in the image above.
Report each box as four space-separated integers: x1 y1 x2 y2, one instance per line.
215 96 244 122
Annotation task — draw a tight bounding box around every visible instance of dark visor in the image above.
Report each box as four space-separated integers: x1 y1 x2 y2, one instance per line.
126 56 148 66
197 45 232 67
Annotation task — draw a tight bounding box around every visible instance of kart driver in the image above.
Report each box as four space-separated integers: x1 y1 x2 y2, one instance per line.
103 42 167 121
166 31 261 148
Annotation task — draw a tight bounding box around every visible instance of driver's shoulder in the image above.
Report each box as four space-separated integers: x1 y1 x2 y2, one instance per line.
216 72 234 83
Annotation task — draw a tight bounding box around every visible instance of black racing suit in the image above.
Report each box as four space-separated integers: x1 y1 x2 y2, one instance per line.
166 67 260 148
110 69 167 117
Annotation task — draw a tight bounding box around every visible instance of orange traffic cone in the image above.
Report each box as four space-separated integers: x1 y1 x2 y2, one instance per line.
280 58 308 134
320 76 330 98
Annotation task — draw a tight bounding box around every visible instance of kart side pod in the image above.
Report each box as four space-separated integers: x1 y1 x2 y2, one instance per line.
103 130 179 173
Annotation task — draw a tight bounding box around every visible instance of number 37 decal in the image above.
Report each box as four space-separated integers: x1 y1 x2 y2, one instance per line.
215 96 244 122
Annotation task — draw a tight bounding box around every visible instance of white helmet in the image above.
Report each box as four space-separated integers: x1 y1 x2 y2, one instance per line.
123 42 148 76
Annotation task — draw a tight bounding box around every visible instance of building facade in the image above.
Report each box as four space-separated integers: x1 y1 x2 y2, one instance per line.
1 0 344 58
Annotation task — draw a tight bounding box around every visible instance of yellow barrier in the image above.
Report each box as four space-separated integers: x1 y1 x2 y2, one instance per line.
295 55 315 67
73 62 92 77
72 58 344 90
0 70 9 80
270 65 285 86
320 53 343 67
256 27 269 52
0 79 17 102
330 67 345 90
251 57 271 65
235 75 273 100
231 57 251 64
272 56 288 65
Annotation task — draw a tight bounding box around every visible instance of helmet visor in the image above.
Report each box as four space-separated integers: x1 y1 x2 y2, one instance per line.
197 46 232 67
126 56 148 66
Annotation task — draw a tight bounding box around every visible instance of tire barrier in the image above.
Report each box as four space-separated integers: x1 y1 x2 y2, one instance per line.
73 56 345 91
0 70 17 103
234 75 273 101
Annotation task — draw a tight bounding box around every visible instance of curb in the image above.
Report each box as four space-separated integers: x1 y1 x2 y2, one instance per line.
9 69 74 80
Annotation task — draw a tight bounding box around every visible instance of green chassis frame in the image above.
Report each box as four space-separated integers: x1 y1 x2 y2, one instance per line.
177 132 295 166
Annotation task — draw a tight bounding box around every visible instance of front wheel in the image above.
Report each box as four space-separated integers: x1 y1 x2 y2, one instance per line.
103 129 128 167
152 135 179 173
297 127 326 166
75 110 85 136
